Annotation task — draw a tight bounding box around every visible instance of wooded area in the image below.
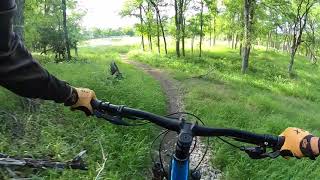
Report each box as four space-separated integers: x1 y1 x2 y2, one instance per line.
18 0 320 74
121 0 320 74
22 0 84 60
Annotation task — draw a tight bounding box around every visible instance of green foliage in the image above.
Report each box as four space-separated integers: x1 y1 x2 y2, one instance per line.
24 0 85 59
129 46 320 179
0 46 166 179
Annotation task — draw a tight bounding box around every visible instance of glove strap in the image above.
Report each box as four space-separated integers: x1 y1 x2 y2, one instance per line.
300 135 317 160
64 88 78 106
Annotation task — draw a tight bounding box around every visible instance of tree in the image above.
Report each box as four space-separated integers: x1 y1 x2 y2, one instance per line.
149 0 168 54
205 0 218 46
288 0 317 74
24 0 84 61
174 0 181 57
139 4 146 51
304 7 320 63
62 0 71 61
241 0 256 74
121 0 146 51
199 0 204 57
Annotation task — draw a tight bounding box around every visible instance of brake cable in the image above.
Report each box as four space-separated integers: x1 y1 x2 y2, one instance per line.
216 134 281 159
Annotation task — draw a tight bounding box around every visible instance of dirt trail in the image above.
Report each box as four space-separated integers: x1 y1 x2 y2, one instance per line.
120 54 221 180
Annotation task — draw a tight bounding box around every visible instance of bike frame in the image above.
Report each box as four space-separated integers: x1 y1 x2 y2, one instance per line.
170 158 189 180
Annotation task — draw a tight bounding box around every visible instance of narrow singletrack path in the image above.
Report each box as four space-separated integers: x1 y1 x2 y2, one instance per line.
120 54 221 180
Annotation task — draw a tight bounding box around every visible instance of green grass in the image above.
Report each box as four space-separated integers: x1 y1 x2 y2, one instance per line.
128 46 320 179
0 45 166 179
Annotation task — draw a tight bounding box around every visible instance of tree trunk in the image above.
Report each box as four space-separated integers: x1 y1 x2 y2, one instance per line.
62 0 71 61
231 34 235 49
174 0 180 57
159 17 167 54
288 47 296 73
150 1 168 55
241 0 255 74
156 14 160 54
139 5 145 51
235 34 239 49
191 35 195 55
75 42 78 57
147 3 153 51
266 33 269 51
287 0 314 74
182 18 186 56
213 15 216 45
179 0 185 57
199 0 204 57
149 35 153 51
209 19 212 47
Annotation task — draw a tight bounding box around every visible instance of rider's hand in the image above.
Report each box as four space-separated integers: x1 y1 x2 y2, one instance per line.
280 127 319 159
65 87 96 116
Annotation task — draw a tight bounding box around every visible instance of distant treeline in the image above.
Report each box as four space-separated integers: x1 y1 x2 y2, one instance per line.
83 28 135 39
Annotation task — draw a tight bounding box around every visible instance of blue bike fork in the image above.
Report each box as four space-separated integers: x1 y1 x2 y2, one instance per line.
170 157 189 180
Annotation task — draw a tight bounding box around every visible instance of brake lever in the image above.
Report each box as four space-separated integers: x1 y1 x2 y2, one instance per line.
240 146 281 159
94 110 131 126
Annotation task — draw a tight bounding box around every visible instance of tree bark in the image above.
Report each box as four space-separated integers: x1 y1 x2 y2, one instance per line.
235 34 239 49
174 0 181 57
231 34 235 49
147 3 153 51
213 14 216 45
149 35 153 51
288 47 296 73
156 14 160 54
75 42 78 57
180 0 186 56
191 35 195 55
182 18 186 56
139 5 145 51
241 0 255 74
159 16 167 54
62 0 71 61
199 0 204 57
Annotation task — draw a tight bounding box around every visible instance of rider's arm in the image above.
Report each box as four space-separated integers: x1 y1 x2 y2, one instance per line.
0 2 72 103
280 127 320 159
0 1 95 115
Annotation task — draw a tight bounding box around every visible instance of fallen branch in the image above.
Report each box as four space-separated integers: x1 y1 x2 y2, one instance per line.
191 67 215 79
0 151 88 171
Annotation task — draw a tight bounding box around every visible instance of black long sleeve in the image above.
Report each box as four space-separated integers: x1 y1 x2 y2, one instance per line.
0 1 72 103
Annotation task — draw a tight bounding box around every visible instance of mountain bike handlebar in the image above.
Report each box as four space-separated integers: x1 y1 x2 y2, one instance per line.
91 99 284 149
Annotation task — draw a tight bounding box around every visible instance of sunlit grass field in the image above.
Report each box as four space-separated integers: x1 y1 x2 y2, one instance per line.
129 46 320 179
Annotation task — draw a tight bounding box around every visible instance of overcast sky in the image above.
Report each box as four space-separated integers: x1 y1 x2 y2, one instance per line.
77 0 137 29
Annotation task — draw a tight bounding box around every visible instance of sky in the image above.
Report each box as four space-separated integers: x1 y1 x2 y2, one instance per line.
77 0 137 29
